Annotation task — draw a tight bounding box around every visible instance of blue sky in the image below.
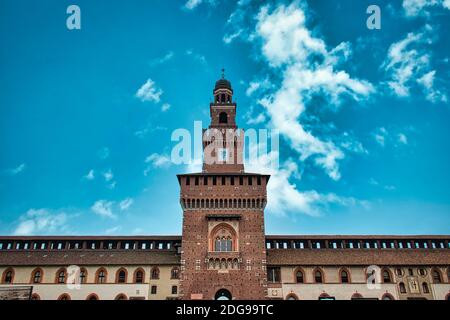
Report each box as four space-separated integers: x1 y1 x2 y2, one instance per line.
0 0 449 236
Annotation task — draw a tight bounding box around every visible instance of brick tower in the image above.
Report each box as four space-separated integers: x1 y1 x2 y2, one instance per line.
177 71 270 300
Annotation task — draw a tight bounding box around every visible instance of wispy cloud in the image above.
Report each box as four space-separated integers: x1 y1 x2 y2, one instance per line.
4 163 26 176
119 198 134 211
144 153 172 175
402 0 450 17
91 200 115 219
253 2 373 180
149 51 174 67
382 25 447 103
14 208 70 235
161 103 171 112
136 78 163 103
83 169 95 180
185 49 207 66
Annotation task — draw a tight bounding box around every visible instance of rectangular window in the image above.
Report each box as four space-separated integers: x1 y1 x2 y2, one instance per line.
204 177 208 185
213 176 217 185
171 286 178 295
230 177 234 185
186 177 190 186
248 176 252 185
151 286 157 294
267 267 281 283
222 176 226 185
195 177 199 185
239 176 243 185
257 176 261 185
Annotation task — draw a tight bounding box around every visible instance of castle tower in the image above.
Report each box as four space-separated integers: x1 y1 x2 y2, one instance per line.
177 71 270 300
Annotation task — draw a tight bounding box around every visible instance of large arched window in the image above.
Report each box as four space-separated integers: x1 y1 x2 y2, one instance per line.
313 268 324 283
295 268 304 283
286 293 298 300
116 268 127 284
432 268 442 283
55 268 67 284
219 112 228 124
151 267 160 280
382 293 395 300
31 268 43 284
210 223 237 252
95 268 107 284
134 268 145 284
171 267 180 279
382 269 392 283
2 268 14 284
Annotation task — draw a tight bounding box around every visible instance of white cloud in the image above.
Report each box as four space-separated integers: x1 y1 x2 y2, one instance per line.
374 127 388 147
398 133 408 145
119 198 134 211
383 26 446 102
254 2 373 180
245 150 368 216
161 103 171 112
91 200 115 219
14 209 69 235
105 226 121 235
83 169 95 180
149 51 174 66
403 0 450 17
136 78 163 103
5 163 26 176
185 0 203 10
144 153 172 175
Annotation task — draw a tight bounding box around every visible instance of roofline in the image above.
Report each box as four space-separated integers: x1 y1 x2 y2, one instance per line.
265 235 450 240
0 235 182 241
1 234 448 241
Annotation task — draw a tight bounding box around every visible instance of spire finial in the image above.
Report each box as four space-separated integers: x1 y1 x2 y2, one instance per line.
221 68 225 79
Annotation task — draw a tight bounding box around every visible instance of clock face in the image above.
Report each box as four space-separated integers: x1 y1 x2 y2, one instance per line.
218 148 228 162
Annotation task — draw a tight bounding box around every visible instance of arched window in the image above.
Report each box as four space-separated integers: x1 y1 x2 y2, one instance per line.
382 269 392 283
31 268 43 284
295 269 304 283
432 269 442 283
2 268 14 284
422 282 430 293
79 268 87 284
171 267 180 279
221 94 226 103
95 268 107 284
134 268 145 284
399 282 407 293
351 293 363 299
31 293 41 300
219 112 228 124
116 268 127 284
57 293 71 300
56 268 66 284
210 223 236 252
86 293 99 300
151 267 160 280
314 268 324 283
340 269 350 283
115 293 127 300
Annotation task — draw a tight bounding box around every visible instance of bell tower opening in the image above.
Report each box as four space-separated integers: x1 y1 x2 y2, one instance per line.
219 112 228 124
